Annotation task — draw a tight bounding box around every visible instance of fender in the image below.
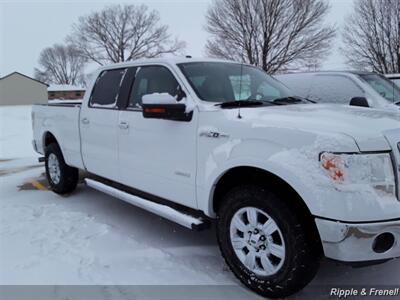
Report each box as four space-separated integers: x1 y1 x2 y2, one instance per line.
199 157 315 218
41 114 84 170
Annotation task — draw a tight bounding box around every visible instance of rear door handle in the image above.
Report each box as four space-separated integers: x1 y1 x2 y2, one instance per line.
119 122 129 129
81 118 90 124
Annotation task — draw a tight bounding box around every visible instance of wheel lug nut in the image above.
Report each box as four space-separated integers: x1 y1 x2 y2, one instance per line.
260 235 266 241
254 229 259 234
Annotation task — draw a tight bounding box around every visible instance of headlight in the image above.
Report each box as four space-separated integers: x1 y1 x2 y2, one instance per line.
320 152 396 196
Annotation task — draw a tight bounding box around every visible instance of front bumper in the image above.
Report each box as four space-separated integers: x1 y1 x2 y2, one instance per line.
316 218 400 262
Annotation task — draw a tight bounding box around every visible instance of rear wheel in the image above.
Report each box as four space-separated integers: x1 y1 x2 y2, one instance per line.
217 185 320 298
45 143 78 194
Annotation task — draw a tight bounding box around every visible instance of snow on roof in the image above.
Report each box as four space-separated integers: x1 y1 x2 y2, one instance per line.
96 56 240 71
276 70 376 76
48 84 85 92
385 74 400 78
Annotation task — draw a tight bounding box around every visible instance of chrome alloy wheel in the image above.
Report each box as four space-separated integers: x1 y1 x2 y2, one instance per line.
229 207 286 276
48 153 61 184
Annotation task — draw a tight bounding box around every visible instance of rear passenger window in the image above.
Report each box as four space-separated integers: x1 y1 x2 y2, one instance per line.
128 66 179 108
90 69 127 108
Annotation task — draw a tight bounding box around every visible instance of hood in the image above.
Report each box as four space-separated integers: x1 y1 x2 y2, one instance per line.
238 104 400 151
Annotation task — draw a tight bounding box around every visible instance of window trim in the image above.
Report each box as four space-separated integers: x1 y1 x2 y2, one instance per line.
88 68 128 110
117 67 138 111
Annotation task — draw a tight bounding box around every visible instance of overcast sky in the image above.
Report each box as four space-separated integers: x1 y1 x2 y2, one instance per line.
0 0 354 78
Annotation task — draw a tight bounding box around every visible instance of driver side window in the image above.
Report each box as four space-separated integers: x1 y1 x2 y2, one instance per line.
128 66 180 109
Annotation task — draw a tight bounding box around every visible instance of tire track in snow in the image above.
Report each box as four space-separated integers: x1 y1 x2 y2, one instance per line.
0 202 110 282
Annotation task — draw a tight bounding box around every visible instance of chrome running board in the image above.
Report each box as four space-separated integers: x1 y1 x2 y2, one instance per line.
85 178 207 230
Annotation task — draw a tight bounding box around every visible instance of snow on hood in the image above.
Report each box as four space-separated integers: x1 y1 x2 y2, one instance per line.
239 103 400 151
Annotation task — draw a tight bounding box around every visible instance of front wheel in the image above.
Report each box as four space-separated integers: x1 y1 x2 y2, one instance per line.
45 143 78 194
217 185 320 298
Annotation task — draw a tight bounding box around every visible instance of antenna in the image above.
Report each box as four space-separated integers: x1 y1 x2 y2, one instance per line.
237 63 243 119
392 77 395 103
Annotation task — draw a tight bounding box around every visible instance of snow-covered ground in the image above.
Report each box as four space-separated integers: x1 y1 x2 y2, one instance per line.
0 105 39 159
1 167 234 286
0 106 399 299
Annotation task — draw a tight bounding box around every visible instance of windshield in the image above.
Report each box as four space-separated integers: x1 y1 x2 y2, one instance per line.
178 62 294 103
359 74 400 103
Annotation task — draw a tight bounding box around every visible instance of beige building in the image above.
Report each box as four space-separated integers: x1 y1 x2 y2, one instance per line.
0 72 48 106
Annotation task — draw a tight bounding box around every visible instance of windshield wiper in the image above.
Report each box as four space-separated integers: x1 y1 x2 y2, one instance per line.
215 100 266 109
215 97 311 108
271 96 311 105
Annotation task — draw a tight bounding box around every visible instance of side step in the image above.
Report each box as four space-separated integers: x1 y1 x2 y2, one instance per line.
85 178 208 230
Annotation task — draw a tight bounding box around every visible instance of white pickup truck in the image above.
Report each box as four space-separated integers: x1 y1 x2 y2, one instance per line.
32 58 400 298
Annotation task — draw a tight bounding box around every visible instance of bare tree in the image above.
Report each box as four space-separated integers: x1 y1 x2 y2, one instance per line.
34 44 87 86
342 0 400 74
205 0 335 73
68 4 185 65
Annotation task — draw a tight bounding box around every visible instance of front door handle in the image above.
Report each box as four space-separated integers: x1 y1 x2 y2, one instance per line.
119 122 129 130
81 118 90 125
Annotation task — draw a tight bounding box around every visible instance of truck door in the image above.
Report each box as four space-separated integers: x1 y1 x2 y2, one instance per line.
80 68 127 181
117 65 198 209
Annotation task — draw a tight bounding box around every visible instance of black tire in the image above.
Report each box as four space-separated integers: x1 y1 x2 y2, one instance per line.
45 143 79 195
217 185 320 298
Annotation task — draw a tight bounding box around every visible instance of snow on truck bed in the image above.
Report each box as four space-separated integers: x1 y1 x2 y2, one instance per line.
48 99 83 104
48 84 85 92
0 105 399 298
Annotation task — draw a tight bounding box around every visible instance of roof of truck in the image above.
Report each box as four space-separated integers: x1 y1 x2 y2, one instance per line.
99 57 239 70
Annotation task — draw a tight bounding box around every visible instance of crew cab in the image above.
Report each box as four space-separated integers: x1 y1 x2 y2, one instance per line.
32 58 400 298
276 71 400 110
